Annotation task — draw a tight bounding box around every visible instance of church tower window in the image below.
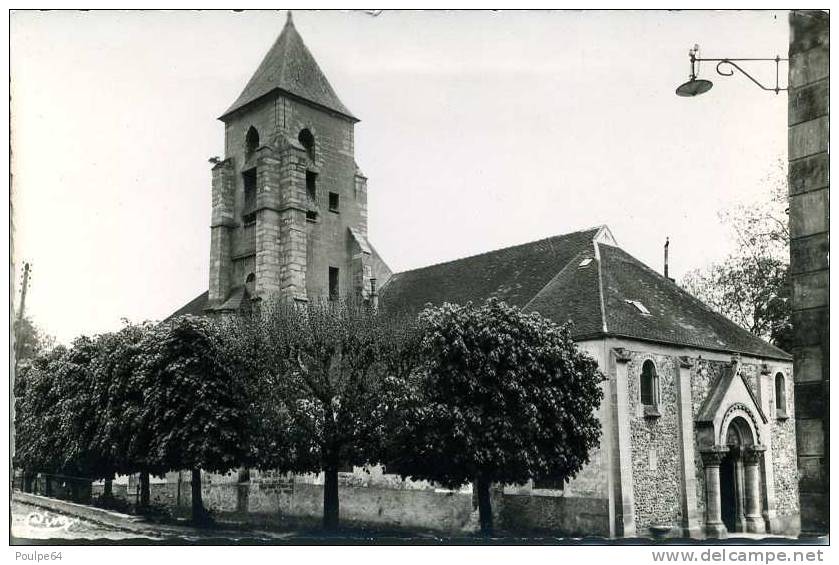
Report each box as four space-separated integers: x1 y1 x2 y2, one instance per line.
775 372 788 419
242 169 257 223
329 192 340 212
306 171 318 202
245 126 260 158
298 128 315 160
640 360 660 417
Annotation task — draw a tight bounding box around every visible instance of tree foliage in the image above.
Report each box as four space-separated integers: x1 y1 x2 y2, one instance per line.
232 297 423 530
13 316 248 522
14 315 55 363
139 315 250 522
682 164 792 351
386 299 605 535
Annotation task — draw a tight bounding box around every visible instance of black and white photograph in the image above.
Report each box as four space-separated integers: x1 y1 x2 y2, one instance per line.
7 6 830 558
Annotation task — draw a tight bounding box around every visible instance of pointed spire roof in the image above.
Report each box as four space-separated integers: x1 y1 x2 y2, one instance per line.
221 12 357 122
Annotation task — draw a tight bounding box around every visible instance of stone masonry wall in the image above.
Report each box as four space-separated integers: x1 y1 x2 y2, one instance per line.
788 9 829 533
769 371 800 519
221 92 366 303
689 357 799 532
119 468 476 533
625 351 682 533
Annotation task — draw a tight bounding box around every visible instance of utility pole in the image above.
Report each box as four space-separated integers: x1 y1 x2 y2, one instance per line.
14 262 31 362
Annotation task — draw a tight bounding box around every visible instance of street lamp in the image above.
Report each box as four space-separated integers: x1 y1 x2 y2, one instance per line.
675 44 788 97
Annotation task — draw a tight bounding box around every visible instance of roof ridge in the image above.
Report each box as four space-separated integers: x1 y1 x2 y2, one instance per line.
593 241 609 334
392 226 604 278
598 242 791 358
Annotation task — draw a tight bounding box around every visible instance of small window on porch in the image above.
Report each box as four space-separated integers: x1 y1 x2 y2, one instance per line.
775 372 788 419
640 360 660 418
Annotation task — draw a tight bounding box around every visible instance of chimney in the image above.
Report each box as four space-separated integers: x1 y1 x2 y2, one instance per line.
370 277 378 309
664 237 675 282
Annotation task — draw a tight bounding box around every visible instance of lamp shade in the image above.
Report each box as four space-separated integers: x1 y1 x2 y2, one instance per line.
676 78 713 97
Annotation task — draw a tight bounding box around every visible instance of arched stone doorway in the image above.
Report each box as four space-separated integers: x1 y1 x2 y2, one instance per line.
700 414 767 538
720 417 751 533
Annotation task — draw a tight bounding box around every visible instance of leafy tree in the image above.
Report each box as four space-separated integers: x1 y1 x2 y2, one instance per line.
88 322 155 501
14 315 55 363
139 315 248 524
53 336 103 499
243 297 420 531
386 299 604 536
14 345 69 493
682 164 792 351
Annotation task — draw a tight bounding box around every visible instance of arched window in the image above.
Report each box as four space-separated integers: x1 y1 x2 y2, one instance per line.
640 360 659 409
775 372 788 418
245 126 260 157
245 273 256 295
298 128 315 159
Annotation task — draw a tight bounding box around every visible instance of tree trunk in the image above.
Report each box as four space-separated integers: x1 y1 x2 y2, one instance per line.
323 465 340 531
191 468 209 525
45 475 53 497
139 470 150 509
476 476 494 537
104 475 114 499
236 467 250 513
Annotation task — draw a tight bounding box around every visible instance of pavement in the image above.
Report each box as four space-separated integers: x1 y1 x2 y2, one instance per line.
10 491 818 545
11 496 296 543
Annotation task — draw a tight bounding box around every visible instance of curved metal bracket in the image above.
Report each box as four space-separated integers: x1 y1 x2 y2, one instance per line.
686 45 788 95
713 58 786 94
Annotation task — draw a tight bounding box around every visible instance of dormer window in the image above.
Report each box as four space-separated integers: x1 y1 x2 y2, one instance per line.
245 126 259 158
626 299 651 315
579 258 593 268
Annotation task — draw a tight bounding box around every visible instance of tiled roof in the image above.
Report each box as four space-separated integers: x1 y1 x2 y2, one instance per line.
164 291 209 322
221 13 357 121
523 247 605 338
380 228 791 361
379 227 601 315
597 244 790 360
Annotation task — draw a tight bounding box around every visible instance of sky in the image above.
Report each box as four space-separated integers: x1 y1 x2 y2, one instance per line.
10 9 790 344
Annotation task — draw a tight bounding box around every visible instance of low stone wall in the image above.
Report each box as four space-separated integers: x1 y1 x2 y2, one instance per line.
106 471 602 535
499 494 610 537
108 473 474 533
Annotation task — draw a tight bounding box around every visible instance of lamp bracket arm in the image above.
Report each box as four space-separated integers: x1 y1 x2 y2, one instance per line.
694 57 788 94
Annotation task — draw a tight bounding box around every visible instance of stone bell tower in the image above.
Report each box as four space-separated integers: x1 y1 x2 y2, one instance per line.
207 12 391 312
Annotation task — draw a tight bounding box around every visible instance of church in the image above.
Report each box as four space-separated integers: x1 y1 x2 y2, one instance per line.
168 14 800 538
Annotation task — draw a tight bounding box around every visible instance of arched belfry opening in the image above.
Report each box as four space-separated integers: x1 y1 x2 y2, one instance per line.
298 128 315 160
245 126 260 157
